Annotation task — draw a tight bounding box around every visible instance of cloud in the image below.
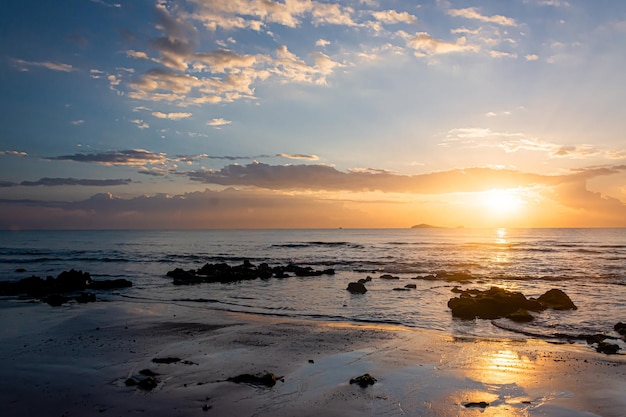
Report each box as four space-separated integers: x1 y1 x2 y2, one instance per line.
490 50 517 59
19 178 132 187
72 120 85 125
0 188 367 229
152 111 193 120
0 150 28 157
276 153 319 161
447 7 517 26
90 0 121 8
525 54 539 61
130 119 150 129
45 149 168 167
371 10 417 25
11 59 75 72
399 31 480 56
183 162 556 194
316 39 331 47
207 118 231 126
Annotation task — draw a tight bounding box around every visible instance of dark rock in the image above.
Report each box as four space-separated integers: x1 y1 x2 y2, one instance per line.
169 261 334 285
596 341 620 355
506 309 534 323
448 286 541 320
380 274 399 280
125 378 139 387
404 284 417 289
45 293 70 307
227 372 282 387
614 322 626 336
349 373 377 388
464 401 489 408
152 357 181 364
137 376 159 391
347 282 367 294
393 287 410 291
537 289 577 310
448 286 577 320
585 334 609 345
15 268 26 273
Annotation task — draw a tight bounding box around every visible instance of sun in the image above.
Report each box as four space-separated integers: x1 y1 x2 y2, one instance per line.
483 189 524 216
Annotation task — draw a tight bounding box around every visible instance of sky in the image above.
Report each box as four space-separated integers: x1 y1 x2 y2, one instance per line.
0 0 625 229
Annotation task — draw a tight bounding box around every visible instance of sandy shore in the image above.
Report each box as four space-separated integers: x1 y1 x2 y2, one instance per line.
1 299 624 417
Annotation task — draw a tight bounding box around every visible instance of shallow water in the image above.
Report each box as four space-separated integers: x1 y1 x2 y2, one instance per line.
1 228 624 340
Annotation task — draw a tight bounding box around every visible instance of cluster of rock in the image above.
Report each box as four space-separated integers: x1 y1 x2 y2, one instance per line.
167 260 335 285
0 269 132 306
447 286 576 322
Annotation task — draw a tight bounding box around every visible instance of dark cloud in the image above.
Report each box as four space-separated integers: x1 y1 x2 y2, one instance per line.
45 149 168 166
184 162 552 193
19 178 132 187
0 181 17 188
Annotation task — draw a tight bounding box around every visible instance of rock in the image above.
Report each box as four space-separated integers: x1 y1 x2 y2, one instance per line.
137 376 159 391
448 286 541 320
347 282 367 294
596 341 620 355
393 287 410 291
614 322 626 336
464 401 489 408
125 378 138 386
537 289 577 310
506 308 534 323
139 369 159 377
227 372 282 387
152 357 181 364
15 268 26 273
404 284 417 289
380 274 399 280
45 294 70 307
169 261 335 284
349 373 377 388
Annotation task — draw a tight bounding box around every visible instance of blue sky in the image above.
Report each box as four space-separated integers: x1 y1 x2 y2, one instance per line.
1 0 625 228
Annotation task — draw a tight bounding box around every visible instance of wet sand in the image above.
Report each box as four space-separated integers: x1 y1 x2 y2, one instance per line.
1 299 625 417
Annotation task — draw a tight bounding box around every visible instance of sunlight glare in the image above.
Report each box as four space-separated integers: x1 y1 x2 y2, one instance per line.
483 189 524 217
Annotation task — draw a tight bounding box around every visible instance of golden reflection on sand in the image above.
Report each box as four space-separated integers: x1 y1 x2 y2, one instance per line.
474 349 535 385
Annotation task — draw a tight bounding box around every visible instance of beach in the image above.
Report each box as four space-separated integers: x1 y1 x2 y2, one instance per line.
1 299 624 417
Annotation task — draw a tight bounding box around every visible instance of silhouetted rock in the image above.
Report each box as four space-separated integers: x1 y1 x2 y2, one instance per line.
404 284 417 289
152 357 181 364
380 274 399 280
347 282 367 294
448 287 539 320
45 293 71 307
614 322 626 336
464 401 489 408
0 269 132 302
393 287 410 291
596 341 620 355
227 372 282 387
506 308 534 323
537 289 577 310
349 373 377 388
169 261 335 285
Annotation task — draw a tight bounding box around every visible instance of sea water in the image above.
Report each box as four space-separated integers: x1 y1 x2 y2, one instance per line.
1 228 624 341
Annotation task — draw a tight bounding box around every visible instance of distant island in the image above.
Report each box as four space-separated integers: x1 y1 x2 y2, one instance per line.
411 223 443 229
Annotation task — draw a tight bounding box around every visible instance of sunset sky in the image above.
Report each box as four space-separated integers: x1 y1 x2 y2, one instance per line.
1 0 625 229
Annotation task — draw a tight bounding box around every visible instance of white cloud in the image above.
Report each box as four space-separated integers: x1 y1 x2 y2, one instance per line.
447 7 517 27
207 118 232 126
371 10 417 25
151 112 193 120
525 54 539 61
130 119 150 129
399 31 480 56
71 120 85 125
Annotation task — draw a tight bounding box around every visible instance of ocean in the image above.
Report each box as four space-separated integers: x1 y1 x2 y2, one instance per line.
1 228 624 342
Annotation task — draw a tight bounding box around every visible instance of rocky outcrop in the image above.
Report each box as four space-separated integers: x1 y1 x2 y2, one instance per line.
0 269 132 306
347 282 367 294
447 286 577 321
227 372 283 387
349 373 377 388
168 261 335 285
